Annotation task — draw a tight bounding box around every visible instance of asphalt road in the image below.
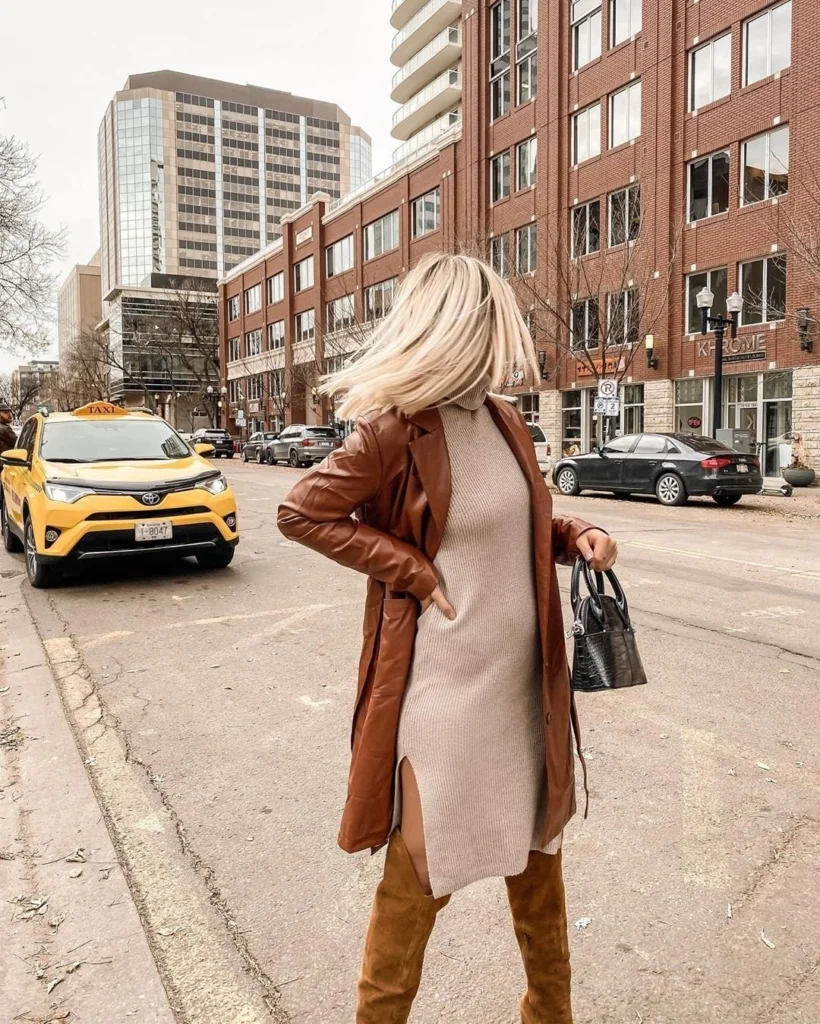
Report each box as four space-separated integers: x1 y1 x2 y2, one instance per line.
11 460 820 1023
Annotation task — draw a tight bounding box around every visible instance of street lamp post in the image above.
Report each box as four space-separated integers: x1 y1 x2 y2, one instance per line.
696 288 744 437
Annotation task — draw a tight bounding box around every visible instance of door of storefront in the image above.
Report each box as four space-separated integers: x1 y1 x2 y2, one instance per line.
723 371 793 476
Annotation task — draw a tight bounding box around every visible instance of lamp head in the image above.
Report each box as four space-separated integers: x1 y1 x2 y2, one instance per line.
696 287 714 310
644 333 655 351
726 292 744 315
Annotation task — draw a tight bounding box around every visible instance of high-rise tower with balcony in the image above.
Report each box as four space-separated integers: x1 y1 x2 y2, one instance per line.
390 0 463 161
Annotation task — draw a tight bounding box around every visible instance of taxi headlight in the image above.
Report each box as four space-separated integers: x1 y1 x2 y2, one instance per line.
200 475 228 495
44 483 95 503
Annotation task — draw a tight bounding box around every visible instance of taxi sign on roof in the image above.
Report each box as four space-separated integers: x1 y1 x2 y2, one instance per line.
72 401 128 417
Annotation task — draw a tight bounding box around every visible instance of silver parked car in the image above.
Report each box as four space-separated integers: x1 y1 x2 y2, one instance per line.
529 423 552 476
270 425 342 467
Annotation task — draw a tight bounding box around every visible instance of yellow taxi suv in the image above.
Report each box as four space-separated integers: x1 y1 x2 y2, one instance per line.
1 402 239 588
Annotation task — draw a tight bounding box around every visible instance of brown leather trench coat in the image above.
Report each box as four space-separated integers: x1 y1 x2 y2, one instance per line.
277 396 596 855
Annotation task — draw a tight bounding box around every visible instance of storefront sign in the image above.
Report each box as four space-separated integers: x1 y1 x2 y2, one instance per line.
696 332 767 361
577 356 624 379
687 416 702 429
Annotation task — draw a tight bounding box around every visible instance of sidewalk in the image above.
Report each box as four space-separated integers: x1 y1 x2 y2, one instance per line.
0 571 175 1023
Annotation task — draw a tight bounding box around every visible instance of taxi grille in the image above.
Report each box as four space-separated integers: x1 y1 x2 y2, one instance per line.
84 506 210 521
74 523 221 555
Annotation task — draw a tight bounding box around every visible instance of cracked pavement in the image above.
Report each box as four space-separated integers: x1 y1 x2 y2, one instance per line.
3 461 820 1022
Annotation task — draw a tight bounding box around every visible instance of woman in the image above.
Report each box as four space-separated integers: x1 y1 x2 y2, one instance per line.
278 253 617 1022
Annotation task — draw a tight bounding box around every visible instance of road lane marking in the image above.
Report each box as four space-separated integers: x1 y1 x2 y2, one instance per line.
681 728 730 890
300 695 332 710
622 540 820 580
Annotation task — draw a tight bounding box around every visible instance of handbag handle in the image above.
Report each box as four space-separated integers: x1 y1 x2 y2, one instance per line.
571 556 632 629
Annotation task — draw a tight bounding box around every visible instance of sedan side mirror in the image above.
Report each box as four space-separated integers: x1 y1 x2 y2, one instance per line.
194 443 215 456
1 447 31 468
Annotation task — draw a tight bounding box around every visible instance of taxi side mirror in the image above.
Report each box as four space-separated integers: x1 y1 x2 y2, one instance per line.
194 443 215 456
1 448 31 468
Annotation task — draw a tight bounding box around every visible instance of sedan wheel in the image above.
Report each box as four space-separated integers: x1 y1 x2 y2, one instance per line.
242 449 249 463
655 473 687 506
556 467 581 496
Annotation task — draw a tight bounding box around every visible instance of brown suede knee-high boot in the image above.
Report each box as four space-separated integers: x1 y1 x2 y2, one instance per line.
356 830 450 1023
505 849 573 1024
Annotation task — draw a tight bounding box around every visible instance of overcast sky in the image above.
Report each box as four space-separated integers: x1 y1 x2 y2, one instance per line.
1 0 396 372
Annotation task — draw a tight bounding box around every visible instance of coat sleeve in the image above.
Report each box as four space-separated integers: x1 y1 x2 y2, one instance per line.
277 419 440 600
551 514 602 567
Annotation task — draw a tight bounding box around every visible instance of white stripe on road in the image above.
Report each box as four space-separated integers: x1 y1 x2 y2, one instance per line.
622 540 820 581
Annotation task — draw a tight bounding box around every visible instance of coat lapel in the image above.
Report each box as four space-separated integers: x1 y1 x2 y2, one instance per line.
407 407 451 559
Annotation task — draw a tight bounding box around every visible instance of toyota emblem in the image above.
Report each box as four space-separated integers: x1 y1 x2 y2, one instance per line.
141 492 161 506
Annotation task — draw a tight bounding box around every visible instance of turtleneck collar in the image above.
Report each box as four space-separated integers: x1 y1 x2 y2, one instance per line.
447 379 490 411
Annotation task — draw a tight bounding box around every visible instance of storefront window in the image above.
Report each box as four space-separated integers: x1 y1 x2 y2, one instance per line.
763 370 792 475
674 378 705 434
724 374 759 430
562 391 582 455
621 383 644 434
519 393 540 423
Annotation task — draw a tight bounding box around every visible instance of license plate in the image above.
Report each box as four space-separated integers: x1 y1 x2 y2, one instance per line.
135 521 173 542
737 463 748 473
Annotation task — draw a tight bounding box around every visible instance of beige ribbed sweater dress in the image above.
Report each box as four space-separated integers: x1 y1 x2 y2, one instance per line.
394 389 561 898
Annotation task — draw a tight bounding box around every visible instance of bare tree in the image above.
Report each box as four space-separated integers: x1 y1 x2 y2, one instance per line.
0 371 43 419
50 328 110 410
0 132 65 353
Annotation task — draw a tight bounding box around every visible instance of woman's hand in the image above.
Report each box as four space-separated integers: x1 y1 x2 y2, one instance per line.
420 585 457 620
576 529 618 572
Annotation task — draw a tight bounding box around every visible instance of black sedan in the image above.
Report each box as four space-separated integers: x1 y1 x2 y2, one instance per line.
553 433 763 506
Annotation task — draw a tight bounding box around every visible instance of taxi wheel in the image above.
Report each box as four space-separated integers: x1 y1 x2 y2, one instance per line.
196 546 235 570
2 504 22 553
24 519 59 589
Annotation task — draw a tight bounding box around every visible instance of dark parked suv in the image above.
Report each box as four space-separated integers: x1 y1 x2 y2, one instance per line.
552 433 763 506
268 425 342 467
191 428 234 459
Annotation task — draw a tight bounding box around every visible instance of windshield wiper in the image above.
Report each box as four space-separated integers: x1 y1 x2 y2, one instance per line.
43 457 96 463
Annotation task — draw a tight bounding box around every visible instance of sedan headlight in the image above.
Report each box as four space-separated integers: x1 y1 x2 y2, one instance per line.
44 483 96 503
200 474 228 495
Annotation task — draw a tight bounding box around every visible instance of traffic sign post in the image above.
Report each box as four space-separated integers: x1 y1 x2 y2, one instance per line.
597 379 618 400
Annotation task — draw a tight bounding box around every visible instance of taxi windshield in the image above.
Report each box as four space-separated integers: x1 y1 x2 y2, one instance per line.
40 419 192 463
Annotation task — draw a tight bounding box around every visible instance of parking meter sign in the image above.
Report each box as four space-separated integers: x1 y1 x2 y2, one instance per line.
594 396 621 416
597 379 618 400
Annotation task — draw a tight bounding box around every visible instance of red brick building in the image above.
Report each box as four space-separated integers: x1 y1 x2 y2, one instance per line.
219 0 819 475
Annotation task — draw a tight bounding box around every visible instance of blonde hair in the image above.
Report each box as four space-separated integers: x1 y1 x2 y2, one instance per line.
323 252 539 419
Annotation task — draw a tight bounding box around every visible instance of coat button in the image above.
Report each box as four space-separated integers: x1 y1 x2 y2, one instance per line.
545 712 553 725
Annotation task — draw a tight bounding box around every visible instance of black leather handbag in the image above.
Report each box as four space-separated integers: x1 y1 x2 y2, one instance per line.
569 557 647 692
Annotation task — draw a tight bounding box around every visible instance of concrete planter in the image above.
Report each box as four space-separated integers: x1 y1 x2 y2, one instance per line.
782 466 816 488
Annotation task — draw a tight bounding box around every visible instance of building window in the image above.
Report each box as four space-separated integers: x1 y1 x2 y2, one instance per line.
610 0 641 47
228 337 240 361
490 152 511 202
517 52 537 104
294 309 316 342
268 320 285 350
267 272 284 304
609 81 641 148
516 138 537 190
744 1 792 86
245 329 262 357
518 0 537 38
229 379 241 404
688 151 730 221
608 184 641 246
244 284 261 314
621 383 644 434
412 188 441 238
741 125 789 206
365 278 398 322
562 390 583 455
572 103 601 165
689 34 731 111
248 375 263 401
571 298 600 349
608 289 639 346
227 296 240 321
571 199 600 257
686 267 727 334
326 294 355 333
520 393 540 424
675 378 706 434
572 0 602 71
740 254 786 325
516 223 537 275
326 235 354 277
364 210 399 260
491 0 512 119
490 235 509 278
294 256 314 292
